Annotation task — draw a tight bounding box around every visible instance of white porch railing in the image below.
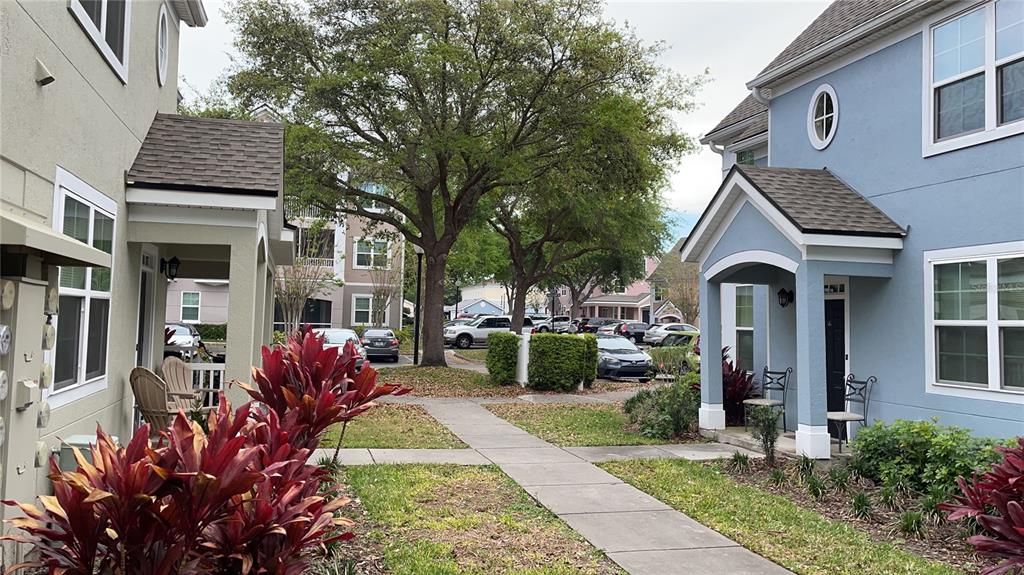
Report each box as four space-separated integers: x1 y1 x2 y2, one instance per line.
301 256 335 268
187 363 227 412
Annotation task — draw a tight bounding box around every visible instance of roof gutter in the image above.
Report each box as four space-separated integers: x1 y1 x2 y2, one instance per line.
746 0 930 90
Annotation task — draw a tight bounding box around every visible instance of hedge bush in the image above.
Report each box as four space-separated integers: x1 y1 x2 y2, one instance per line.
623 372 700 439
528 333 597 392
486 332 519 386
195 323 227 341
851 418 1010 494
581 334 598 388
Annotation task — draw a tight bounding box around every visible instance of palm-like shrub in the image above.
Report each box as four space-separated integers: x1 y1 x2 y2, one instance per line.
940 437 1024 575
2 328 407 574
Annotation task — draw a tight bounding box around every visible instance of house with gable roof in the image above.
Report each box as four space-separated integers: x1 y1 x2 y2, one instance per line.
684 0 1024 458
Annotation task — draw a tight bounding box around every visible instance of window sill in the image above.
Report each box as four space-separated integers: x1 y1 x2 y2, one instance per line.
923 120 1024 157
46 375 108 409
926 380 1024 404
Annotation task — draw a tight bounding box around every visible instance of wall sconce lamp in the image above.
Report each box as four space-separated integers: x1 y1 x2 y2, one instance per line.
160 257 181 280
777 288 794 308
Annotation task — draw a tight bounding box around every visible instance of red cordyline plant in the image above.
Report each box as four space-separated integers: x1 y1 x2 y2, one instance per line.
940 437 1024 575
2 327 404 574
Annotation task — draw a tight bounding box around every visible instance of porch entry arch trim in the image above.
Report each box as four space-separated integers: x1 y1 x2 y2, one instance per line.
703 250 800 280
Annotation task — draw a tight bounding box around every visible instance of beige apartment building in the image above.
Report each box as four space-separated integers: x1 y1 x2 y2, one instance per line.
0 0 291 564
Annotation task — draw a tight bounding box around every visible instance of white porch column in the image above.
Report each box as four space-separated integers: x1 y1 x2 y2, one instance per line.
699 278 725 429
225 237 259 406
795 262 831 459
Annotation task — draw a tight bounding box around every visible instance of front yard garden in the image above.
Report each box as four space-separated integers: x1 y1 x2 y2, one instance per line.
319 464 623 575
321 404 465 449
377 366 524 397
486 403 690 447
600 458 965 575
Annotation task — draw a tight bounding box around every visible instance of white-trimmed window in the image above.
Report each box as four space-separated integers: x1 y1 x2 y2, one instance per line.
156 4 169 86
925 242 1024 402
807 84 838 149
352 295 372 325
181 291 200 323
735 285 754 370
924 1 1024 155
51 169 116 403
68 0 132 83
354 238 389 269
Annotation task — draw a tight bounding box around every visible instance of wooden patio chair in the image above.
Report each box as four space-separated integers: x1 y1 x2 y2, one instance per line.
827 374 877 452
129 367 194 430
160 356 196 412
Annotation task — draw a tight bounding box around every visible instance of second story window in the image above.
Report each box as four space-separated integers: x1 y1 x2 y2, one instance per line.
69 0 131 83
355 239 390 269
807 84 838 150
926 1 1024 154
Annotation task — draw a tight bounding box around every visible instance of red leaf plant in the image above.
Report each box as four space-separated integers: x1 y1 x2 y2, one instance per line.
722 347 757 426
940 436 1024 575
2 328 406 574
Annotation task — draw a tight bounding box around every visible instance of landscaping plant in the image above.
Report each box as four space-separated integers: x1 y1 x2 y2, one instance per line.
721 347 757 425
940 436 1024 575
623 373 700 440
527 333 599 392
851 491 873 520
769 468 787 487
897 511 925 538
807 474 828 501
486 332 519 386
729 451 751 472
749 405 781 467
851 418 1008 495
1 328 408 574
828 466 851 493
797 455 816 481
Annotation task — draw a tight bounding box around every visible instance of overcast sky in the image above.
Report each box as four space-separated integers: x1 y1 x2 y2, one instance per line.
180 0 828 236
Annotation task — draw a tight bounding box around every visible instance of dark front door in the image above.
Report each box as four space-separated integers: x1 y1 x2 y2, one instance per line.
824 299 846 437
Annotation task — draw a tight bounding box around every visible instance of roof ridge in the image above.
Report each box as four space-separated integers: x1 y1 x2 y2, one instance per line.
155 112 284 129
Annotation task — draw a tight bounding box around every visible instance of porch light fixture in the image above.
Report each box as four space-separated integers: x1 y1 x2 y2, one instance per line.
777 288 794 308
160 257 181 280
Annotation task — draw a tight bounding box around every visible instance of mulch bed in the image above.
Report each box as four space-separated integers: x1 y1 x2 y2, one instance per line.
717 459 995 574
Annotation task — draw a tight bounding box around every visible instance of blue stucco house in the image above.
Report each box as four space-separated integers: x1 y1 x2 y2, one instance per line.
683 0 1024 459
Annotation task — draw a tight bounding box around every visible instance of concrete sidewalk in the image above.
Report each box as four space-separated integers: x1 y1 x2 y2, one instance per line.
417 401 791 575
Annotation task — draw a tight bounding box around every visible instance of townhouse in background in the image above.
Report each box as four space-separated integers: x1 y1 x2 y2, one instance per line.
685 0 1024 458
169 209 406 331
0 0 291 562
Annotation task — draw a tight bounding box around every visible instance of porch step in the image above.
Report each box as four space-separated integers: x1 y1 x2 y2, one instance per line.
700 427 851 463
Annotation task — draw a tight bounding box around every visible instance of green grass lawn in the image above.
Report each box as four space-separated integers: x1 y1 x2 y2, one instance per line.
378 366 524 397
343 464 622 575
453 348 489 362
486 403 676 446
600 459 963 575
321 404 465 449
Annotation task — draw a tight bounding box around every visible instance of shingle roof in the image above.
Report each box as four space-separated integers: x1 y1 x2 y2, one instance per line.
735 113 769 142
127 114 284 196
707 95 767 136
737 166 905 237
584 293 650 305
759 0 910 76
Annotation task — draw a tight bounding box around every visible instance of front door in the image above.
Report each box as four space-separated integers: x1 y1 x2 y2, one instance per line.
824 298 846 437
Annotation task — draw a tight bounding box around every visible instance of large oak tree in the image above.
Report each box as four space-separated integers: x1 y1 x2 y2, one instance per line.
228 0 683 364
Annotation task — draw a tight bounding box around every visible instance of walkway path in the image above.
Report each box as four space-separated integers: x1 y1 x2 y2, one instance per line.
317 399 792 575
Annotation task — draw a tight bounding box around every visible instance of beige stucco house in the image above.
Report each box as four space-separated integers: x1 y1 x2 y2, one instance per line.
0 0 290 564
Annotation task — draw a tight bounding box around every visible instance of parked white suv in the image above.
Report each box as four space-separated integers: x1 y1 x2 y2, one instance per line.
444 315 533 349
534 315 576 333
643 322 699 345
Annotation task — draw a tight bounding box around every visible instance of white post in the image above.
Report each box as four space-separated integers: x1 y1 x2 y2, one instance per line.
515 327 532 387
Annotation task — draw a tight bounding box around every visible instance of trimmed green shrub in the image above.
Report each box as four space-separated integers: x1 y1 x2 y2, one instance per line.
195 323 227 341
528 333 595 392
749 405 780 467
623 376 700 439
486 332 519 386
581 334 598 388
851 418 1008 494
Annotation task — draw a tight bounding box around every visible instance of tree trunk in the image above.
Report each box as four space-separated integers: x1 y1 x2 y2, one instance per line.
509 278 530 333
419 252 448 366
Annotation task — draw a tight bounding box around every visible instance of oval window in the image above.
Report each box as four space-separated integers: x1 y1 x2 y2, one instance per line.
157 5 169 86
807 84 838 149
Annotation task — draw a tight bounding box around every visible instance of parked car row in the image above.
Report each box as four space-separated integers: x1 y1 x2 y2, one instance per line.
444 315 535 348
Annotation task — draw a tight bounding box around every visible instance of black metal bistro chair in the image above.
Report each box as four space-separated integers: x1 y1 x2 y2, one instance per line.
827 374 877 452
743 366 792 431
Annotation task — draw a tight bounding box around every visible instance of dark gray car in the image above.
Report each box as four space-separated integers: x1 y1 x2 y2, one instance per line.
362 328 401 362
596 334 652 381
